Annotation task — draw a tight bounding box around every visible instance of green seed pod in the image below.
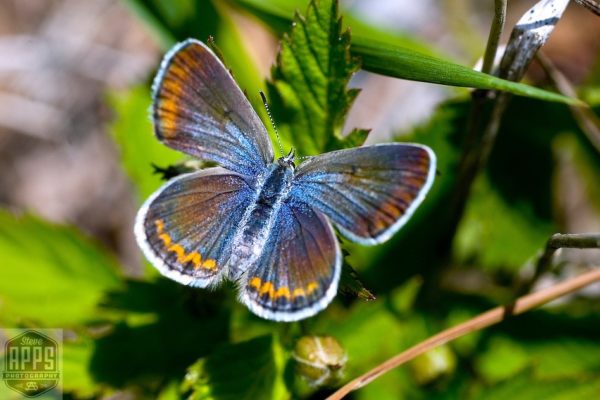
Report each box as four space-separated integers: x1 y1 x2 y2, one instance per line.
293 336 347 387
409 344 457 386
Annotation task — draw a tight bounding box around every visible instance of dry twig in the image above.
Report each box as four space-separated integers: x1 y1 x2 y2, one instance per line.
328 265 600 399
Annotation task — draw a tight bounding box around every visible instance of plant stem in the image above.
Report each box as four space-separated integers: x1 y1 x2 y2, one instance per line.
457 0 508 201
517 233 600 296
482 0 507 74
327 266 600 400
574 0 600 15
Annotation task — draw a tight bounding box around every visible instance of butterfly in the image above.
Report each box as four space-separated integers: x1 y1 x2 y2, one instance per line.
134 39 436 322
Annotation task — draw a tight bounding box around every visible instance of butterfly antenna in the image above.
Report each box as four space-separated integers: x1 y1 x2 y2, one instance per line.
260 91 284 157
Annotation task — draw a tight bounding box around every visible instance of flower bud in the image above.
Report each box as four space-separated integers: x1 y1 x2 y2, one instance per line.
293 336 347 387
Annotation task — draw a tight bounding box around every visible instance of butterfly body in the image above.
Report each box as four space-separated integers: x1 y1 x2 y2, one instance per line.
228 156 295 280
135 39 437 321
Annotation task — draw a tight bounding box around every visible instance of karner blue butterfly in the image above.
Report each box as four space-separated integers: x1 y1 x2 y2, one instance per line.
134 39 436 322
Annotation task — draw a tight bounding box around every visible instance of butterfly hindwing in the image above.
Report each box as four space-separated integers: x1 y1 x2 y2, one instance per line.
135 167 253 287
240 201 342 322
291 144 436 245
153 39 274 176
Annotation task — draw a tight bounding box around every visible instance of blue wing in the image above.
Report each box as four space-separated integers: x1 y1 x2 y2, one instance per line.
135 167 253 287
290 144 436 245
240 201 341 322
152 39 273 176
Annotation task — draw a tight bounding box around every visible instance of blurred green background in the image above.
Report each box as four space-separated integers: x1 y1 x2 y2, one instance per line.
0 0 599 399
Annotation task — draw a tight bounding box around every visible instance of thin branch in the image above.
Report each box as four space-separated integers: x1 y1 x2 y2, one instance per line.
517 233 600 295
536 51 600 154
574 0 600 15
481 0 507 74
327 266 600 400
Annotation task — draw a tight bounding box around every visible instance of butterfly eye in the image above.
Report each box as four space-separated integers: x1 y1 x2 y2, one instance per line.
276 157 295 170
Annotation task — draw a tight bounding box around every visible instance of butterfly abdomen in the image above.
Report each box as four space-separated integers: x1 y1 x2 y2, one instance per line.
228 163 294 279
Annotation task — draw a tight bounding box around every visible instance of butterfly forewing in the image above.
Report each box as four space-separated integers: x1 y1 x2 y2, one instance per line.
153 39 274 176
291 144 436 245
135 167 254 287
240 201 341 322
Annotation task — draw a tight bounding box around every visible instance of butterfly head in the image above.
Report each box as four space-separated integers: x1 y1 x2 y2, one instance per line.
277 148 296 170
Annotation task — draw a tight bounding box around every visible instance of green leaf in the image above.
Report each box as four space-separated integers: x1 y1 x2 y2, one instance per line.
352 39 581 106
108 86 182 201
0 212 121 327
182 335 288 400
266 0 367 156
232 0 581 106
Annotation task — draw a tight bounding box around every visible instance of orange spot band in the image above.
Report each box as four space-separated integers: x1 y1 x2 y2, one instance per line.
154 219 216 271
249 277 320 300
